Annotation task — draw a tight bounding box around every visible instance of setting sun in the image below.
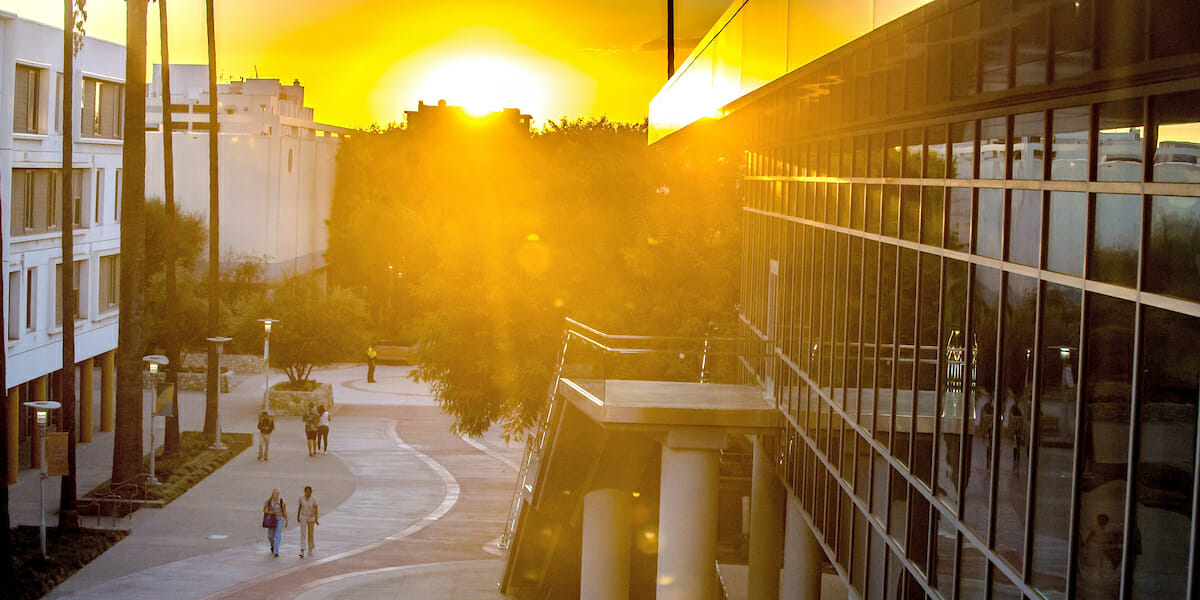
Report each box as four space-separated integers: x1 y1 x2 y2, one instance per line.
415 55 547 117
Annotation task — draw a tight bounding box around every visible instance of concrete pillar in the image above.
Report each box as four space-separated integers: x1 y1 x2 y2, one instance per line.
5 387 17 484
748 437 785 600
32 374 47 403
29 376 47 470
80 358 94 443
657 429 724 600
782 493 822 599
101 350 114 432
582 488 633 600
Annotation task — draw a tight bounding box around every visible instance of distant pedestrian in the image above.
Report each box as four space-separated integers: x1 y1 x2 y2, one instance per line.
317 405 331 455
366 344 378 383
303 402 319 457
256 410 275 461
262 488 288 557
297 485 320 558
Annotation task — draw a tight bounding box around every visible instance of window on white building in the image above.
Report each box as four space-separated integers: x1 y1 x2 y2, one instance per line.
7 272 19 340
14 64 43 134
25 268 37 331
99 255 119 312
81 77 123 139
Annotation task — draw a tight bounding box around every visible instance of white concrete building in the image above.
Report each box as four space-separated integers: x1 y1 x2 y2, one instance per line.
0 12 122 395
145 65 353 280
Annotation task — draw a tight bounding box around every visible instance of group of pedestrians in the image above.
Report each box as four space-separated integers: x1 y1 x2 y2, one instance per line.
255 401 331 557
261 486 320 558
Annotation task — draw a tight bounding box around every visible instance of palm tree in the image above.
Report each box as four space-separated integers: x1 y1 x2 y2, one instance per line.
203 0 222 442
57 0 84 531
113 0 147 485
158 0 181 457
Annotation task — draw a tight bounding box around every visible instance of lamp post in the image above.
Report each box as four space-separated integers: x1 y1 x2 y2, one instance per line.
24 400 60 558
143 355 168 486
207 336 233 449
257 319 277 412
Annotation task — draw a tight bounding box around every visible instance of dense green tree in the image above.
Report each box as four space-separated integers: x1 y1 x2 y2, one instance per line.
328 115 741 439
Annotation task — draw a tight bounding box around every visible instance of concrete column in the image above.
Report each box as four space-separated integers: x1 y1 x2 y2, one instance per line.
582 488 632 600
748 437 785 600
6 387 17 484
80 358 94 443
32 374 47 403
101 350 115 432
657 429 724 600
782 493 822 599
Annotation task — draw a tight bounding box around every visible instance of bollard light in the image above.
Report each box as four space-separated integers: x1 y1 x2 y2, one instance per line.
143 355 169 486
24 400 60 558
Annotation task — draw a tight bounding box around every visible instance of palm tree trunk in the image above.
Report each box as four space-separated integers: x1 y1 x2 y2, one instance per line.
203 0 222 441
158 0 181 457
58 0 79 531
113 0 147 485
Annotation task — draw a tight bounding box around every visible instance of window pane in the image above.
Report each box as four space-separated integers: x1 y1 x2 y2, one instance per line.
1097 99 1145 182
867 184 882 234
963 265 1001 539
959 539 987 599
1052 0 1093 80
1032 283 1082 598
950 2 980 100
900 186 920 242
980 117 1007 179
921 187 945 247
950 120 975 179
927 124 948 179
1051 106 1090 181
979 1 1010 92
1012 111 1045 180
1097 0 1145 69
1008 190 1042 267
976 188 1004 259
886 131 903 178
904 128 923 178
1075 293 1134 600
1151 90 1200 183
1130 307 1198 599
1090 193 1140 287
1046 191 1087 276
1145 195 1200 302
947 187 972 252
937 258 969 511
994 273 1036 569
1013 5 1048 87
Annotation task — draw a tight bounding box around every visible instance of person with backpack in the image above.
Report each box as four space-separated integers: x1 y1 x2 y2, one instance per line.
257 410 275 461
303 402 319 457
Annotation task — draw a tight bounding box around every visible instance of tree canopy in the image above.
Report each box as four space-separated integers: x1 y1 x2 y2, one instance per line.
327 116 742 438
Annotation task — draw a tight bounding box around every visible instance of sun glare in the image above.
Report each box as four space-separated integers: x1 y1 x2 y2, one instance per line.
416 55 546 117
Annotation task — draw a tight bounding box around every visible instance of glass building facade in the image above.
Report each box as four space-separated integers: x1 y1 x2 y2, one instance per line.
726 0 1200 598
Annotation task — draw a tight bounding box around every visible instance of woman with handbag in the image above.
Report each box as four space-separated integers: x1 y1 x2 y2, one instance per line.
262 488 288 557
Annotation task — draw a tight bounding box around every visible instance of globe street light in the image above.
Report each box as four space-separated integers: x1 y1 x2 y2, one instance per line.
143 355 169 486
24 400 60 557
206 337 233 449
257 319 278 412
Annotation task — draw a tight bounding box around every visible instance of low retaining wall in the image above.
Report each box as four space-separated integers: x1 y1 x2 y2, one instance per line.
268 382 334 416
181 353 265 374
142 371 232 393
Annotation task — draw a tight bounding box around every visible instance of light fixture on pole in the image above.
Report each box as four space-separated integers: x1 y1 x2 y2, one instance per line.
24 399 60 558
143 355 169 486
257 319 277 412
206 336 233 449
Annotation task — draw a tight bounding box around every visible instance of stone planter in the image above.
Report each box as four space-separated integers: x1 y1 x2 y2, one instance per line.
268 382 333 416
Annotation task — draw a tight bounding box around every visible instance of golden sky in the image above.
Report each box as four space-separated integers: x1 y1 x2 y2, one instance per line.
2 0 729 129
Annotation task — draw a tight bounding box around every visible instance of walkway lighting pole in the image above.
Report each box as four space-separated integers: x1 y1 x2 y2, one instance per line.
24 400 60 557
257 319 277 412
206 337 232 449
143 355 168 485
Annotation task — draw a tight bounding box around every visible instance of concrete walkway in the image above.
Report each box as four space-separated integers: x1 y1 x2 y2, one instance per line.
12 363 523 599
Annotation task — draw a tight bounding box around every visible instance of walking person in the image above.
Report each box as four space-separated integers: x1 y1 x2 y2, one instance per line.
317 405 331 454
366 344 378 383
303 402 319 457
297 485 320 558
257 410 275 461
262 488 288 557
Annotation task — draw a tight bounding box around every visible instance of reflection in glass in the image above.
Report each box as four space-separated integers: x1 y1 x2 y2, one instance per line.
1145 195 1200 302
1013 5 1048 87
876 245 897 446
1012 111 1045 180
886 131 902 178
930 513 956 598
991 566 1023 599
976 188 1003 259
922 187 944 247
1097 98 1144 182
994 273 1035 569
1046 191 1086 276
950 120 975 179
963 266 1000 539
900 186 920 242
937 259 968 510
950 2 979 99
927 124 947 178
1090 193 1140 287
851 184 866 231
895 249 918 467
979 2 1009 92
1052 0 1093 80
1130 307 1198 598
883 185 900 238
947 187 972 252
915 253 940 487
861 240 879 432
869 133 884 177
1008 190 1041 267
1051 106 1090 181
959 539 987 599
904 128 923 178
867 184 882 235
980 116 1007 179
1032 283 1082 598
1075 294 1134 600
1152 90 1200 183
855 135 868 177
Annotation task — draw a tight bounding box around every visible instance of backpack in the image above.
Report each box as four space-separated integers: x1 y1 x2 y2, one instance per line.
258 414 274 434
